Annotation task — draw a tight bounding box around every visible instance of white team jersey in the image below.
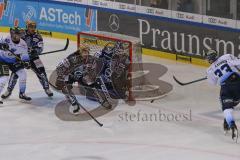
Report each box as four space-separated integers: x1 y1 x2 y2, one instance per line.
206 54 240 85
0 35 29 63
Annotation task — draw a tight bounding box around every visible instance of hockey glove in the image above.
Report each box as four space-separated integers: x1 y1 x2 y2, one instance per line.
0 43 9 51
23 62 31 69
30 49 38 55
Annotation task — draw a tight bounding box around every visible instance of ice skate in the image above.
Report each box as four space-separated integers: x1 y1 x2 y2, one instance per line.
101 100 112 110
1 89 12 99
230 121 238 143
223 119 230 135
45 88 53 97
19 93 32 101
69 104 80 115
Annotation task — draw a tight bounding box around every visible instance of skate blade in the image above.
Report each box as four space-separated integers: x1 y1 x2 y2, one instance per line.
19 99 32 104
232 129 239 143
235 130 239 143
224 131 228 135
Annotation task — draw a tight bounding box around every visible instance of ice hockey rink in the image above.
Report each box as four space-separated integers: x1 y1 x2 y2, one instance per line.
0 33 239 160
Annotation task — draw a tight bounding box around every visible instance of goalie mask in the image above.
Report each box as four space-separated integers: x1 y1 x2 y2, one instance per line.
205 50 218 64
10 27 22 43
102 43 115 55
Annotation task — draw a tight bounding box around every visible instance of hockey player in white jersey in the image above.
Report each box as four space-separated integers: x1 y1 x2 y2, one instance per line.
0 27 31 101
1 21 53 99
206 50 239 141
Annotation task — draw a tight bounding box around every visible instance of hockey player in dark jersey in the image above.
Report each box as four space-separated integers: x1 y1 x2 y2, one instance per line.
1 21 53 99
94 41 131 100
55 45 112 115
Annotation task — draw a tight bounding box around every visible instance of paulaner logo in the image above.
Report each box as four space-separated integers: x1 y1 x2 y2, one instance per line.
40 7 81 25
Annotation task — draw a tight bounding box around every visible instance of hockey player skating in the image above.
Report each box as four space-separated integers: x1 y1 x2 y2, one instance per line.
206 50 239 142
55 46 113 115
0 27 31 102
1 21 53 100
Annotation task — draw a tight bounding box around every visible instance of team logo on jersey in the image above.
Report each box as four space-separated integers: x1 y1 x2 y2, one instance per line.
22 5 37 22
108 14 120 31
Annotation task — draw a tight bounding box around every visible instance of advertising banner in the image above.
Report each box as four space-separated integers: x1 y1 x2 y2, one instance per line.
0 0 96 34
98 11 240 58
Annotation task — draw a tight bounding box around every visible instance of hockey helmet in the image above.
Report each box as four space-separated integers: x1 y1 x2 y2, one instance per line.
26 20 37 29
102 42 115 54
26 20 37 34
79 45 90 53
10 26 22 42
205 49 218 63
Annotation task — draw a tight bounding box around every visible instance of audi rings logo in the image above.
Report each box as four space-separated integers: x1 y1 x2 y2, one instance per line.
108 14 120 31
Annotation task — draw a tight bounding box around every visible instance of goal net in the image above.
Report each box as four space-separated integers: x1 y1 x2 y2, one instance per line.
77 31 168 101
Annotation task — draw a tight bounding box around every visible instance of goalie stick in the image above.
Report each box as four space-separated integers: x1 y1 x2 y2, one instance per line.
173 76 207 86
40 38 69 55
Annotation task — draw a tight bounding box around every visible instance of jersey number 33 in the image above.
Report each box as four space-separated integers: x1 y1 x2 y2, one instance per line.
214 63 233 78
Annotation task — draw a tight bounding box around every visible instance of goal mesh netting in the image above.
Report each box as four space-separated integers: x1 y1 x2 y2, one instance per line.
77 31 168 101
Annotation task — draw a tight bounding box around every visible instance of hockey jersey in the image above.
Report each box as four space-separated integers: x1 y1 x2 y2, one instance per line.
207 54 240 85
56 51 97 83
0 36 29 63
21 30 43 59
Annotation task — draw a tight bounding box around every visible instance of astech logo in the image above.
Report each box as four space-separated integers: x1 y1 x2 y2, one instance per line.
22 6 37 22
39 7 81 25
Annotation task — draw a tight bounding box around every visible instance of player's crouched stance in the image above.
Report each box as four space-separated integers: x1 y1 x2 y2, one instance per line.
0 27 31 102
55 46 112 115
206 50 239 141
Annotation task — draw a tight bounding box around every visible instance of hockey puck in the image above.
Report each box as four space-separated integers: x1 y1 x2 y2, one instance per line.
151 100 154 103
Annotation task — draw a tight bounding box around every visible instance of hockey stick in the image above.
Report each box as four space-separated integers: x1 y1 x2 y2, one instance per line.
40 38 69 55
48 81 103 127
6 48 44 78
76 102 103 127
173 76 207 86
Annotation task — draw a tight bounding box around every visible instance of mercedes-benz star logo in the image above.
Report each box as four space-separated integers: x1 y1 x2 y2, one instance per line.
108 14 120 31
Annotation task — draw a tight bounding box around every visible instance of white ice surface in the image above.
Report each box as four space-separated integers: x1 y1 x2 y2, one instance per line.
0 33 239 160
